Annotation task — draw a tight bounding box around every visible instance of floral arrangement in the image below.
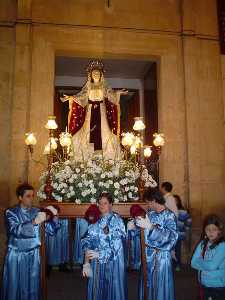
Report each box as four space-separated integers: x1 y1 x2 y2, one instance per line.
37 156 157 203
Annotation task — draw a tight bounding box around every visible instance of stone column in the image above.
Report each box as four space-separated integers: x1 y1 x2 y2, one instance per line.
0 27 14 208
181 0 225 226
10 0 32 204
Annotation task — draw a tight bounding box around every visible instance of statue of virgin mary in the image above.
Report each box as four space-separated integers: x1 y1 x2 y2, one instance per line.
61 60 127 161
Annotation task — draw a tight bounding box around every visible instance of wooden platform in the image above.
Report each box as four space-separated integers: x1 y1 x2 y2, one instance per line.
39 201 149 218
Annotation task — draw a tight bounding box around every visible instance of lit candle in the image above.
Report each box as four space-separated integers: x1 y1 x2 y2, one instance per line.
133 117 146 131
59 132 72 147
130 145 137 155
121 132 135 147
43 138 58 155
153 133 165 147
144 146 152 158
25 133 37 146
134 136 143 148
45 116 58 130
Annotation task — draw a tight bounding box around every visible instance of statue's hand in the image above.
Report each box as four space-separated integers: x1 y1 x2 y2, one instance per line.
118 89 128 96
60 94 74 102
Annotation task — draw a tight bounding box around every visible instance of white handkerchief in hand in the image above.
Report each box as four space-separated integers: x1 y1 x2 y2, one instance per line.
136 215 153 230
34 212 47 225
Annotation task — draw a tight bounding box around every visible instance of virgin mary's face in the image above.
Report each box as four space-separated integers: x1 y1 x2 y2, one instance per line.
91 69 101 83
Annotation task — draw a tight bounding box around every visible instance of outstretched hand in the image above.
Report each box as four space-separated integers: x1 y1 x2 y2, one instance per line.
60 94 73 102
117 89 128 96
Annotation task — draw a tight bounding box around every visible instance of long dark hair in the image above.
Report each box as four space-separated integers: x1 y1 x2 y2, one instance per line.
201 214 225 258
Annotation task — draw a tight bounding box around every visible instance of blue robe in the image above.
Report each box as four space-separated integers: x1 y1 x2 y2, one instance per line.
82 212 127 300
139 209 178 300
73 218 89 264
177 209 192 241
46 218 69 265
127 226 141 270
174 209 192 267
1 205 59 300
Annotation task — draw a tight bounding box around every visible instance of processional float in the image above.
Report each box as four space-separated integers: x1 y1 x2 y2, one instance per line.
25 60 165 300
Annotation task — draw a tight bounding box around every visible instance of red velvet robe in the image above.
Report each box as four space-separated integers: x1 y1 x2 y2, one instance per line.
69 98 119 151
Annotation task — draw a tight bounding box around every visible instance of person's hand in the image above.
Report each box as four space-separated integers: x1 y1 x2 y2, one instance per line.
127 220 136 230
60 94 73 102
34 212 47 225
86 250 99 260
82 263 93 277
117 89 128 96
46 206 58 216
53 216 59 222
136 215 153 230
171 250 177 261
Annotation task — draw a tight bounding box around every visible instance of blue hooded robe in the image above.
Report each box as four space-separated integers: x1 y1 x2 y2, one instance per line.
1 205 59 300
46 218 69 265
82 212 127 300
139 209 178 300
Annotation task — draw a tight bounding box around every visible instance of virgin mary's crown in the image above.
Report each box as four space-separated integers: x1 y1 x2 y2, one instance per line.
86 60 105 73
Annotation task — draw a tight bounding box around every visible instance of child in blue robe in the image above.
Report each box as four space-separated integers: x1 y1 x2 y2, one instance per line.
126 204 147 271
81 192 127 300
46 218 70 272
136 189 178 300
173 194 192 270
73 218 89 265
127 226 141 270
1 183 59 300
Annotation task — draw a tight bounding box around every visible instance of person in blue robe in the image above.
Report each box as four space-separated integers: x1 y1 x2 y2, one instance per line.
136 189 178 300
73 218 89 265
81 192 127 300
173 194 192 270
127 205 149 271
1 183 59 300
127 221 141 270
46 218 70 273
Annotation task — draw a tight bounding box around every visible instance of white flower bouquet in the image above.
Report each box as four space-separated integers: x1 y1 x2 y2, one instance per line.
37 156 157 203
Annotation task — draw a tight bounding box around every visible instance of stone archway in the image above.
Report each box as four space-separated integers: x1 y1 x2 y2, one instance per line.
11 24 187 205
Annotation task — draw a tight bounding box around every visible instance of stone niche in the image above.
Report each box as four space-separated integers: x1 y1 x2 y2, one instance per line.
26 25 187 207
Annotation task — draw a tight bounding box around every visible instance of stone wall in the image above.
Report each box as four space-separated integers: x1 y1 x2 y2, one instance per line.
31 0 181 32
0 27 14 208
0 0 224 228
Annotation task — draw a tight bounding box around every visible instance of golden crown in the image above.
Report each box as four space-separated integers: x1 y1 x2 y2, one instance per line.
86 60 105 73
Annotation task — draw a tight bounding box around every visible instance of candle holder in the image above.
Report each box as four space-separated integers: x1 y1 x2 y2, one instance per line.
43 116 58 201
121 132 135 161
25 133 37 155
122 118 166 185
59 129 72 161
